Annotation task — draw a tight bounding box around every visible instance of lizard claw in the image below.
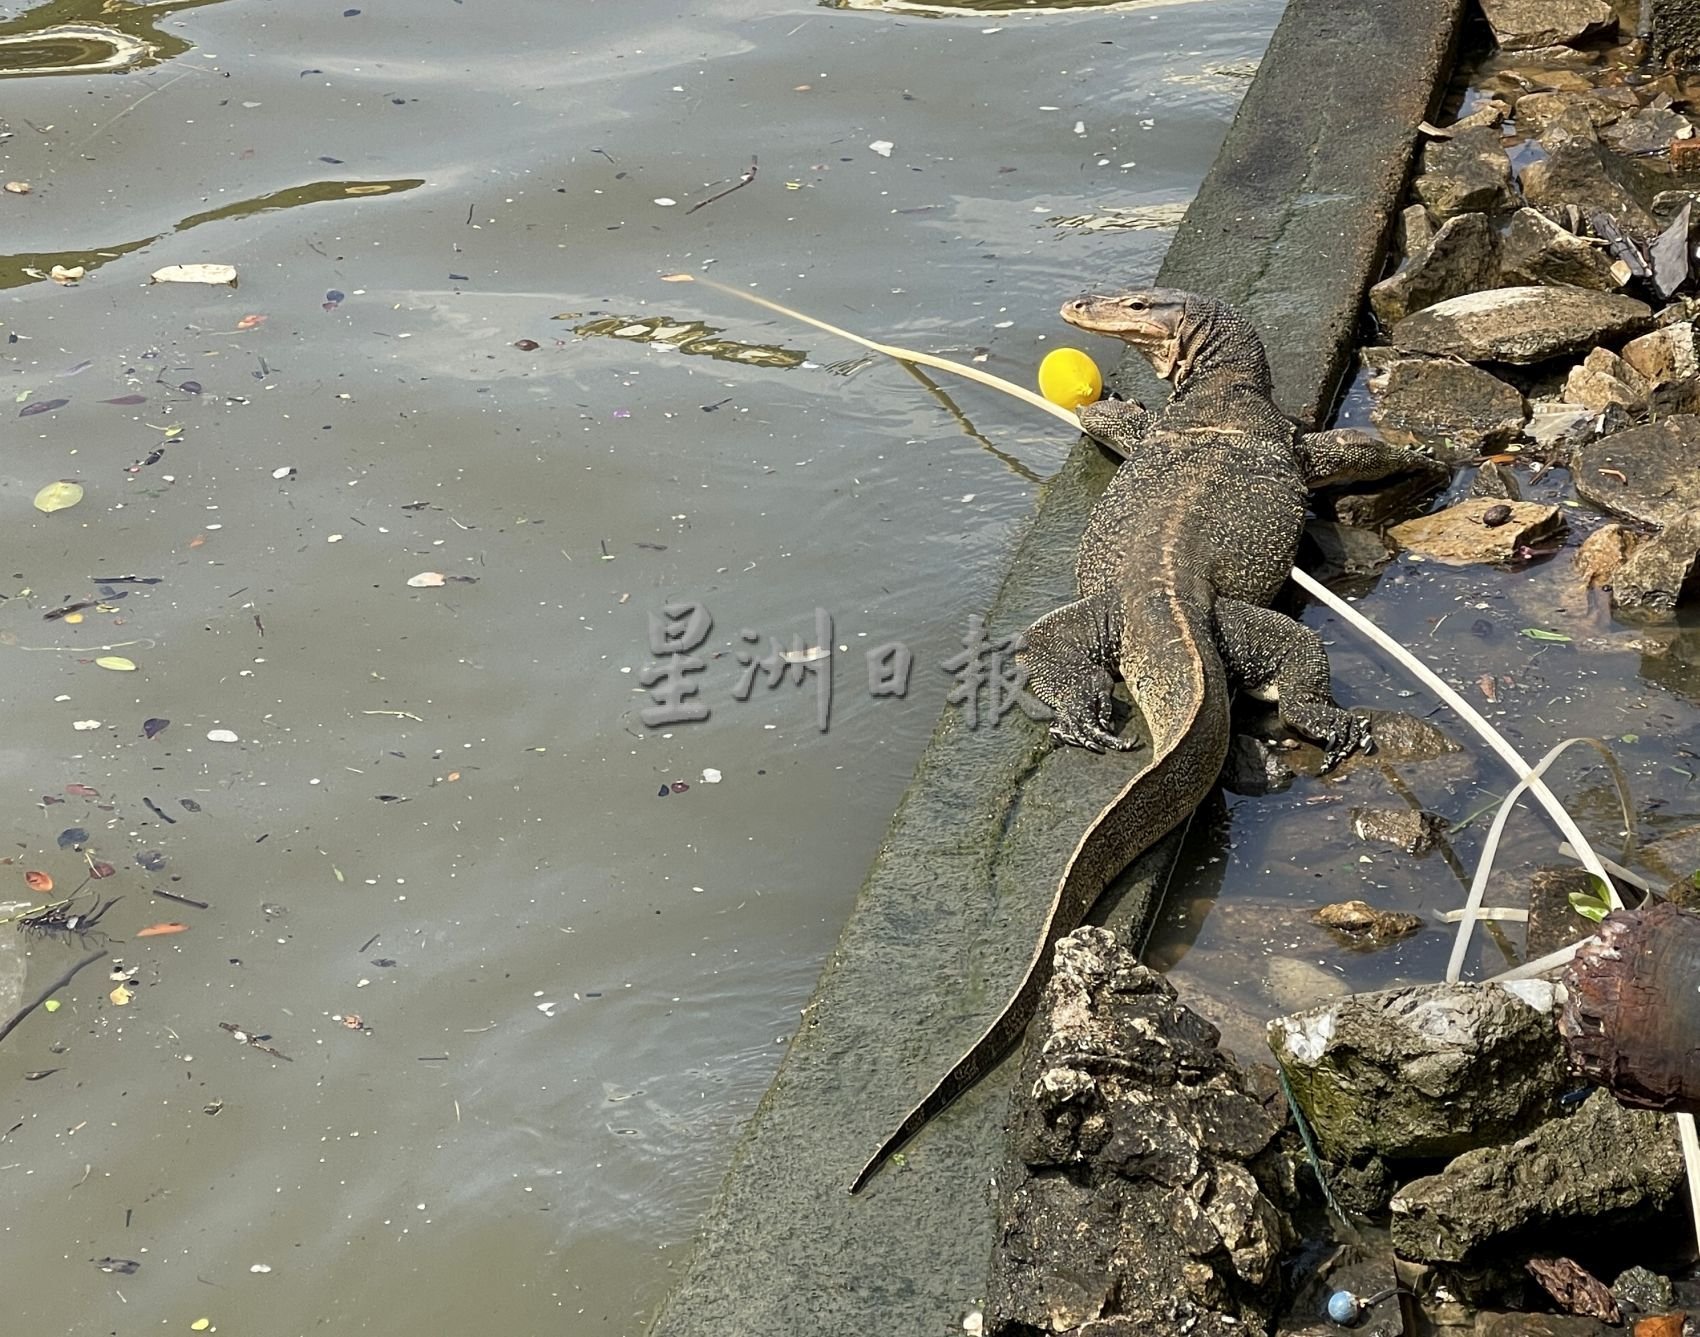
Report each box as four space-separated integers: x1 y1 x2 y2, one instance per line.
1049 718 1136 754
1318 714 1375 772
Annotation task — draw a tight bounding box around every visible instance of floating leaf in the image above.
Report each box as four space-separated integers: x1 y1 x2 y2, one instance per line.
206 729 239 743
95 656 136 672
513 339 540 351
179 380 202 395
43 999 59 1013
136 850 166 871
143 717 169 738
235 313 267 331
20 397 68 417
110 983 133 1005
102 394 147 405
406 571 446 587
33 480 83 513
151 263 237 286
180 797 202 812
3 180 30 194
64 783 99 797
136 922 188 937
57 827 88 849
89 861 116 879
24 870 52 892
1519 628 1573 643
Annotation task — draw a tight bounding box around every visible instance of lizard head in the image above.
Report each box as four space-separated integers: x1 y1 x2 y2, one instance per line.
1059 288 1269 393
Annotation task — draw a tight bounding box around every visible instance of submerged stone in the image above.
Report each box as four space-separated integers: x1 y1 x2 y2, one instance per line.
1390 286 1651 364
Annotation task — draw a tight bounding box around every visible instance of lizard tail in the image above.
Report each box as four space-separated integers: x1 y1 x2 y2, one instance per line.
849 591 1229 1194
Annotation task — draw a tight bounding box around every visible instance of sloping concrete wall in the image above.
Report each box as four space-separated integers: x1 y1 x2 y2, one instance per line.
648 2 1466 1332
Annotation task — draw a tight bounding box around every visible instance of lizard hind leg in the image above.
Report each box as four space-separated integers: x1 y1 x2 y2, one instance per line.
1018 595 1132 753
1214 597 1371 771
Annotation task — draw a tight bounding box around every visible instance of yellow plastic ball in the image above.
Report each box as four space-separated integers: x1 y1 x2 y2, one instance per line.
1038 347 1103 410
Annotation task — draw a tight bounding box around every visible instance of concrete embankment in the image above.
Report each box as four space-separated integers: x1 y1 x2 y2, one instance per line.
648 2 1467 1332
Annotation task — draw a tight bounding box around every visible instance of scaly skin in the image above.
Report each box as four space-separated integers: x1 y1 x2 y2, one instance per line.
849 288 1440 1194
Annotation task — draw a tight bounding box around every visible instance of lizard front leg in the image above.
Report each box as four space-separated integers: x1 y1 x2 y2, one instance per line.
1017 595 1132 753
1077 397 1157 462
1297 428 1448 489
1214 598 1371 770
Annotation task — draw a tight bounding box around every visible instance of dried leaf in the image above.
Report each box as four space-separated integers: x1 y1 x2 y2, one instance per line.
20 398 68 417
407 571 446 587
89 861 116 879
109 983 133 1005
136 922 189 937
95 655 136 672
151 263 237 286
206 729 239 743
23 870 52 892
142 717 169 738
235 313 267 330
33 480 83 513
102 394 147 405
49 266 83 284
1526 1257 1620 1324
57 827 88 848
3 180 30 194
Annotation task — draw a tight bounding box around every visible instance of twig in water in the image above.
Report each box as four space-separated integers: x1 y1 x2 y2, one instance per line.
686 156 758 214
0 949 108 1047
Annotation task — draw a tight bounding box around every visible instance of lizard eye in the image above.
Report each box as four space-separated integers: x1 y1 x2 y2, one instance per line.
1122 296 1147 311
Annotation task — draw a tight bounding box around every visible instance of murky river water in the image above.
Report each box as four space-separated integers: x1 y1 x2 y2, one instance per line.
0 0 1286 1331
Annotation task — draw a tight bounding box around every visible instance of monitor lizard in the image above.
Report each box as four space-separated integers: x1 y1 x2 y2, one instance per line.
849 287 1441 1193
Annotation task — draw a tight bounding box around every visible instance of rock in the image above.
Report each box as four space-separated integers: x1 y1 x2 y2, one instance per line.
1388 1090 1684 1264
1613 1266 1676 1316
1221 733 1295 797
987 928 1292 1337
1489 44 1602 68
1263 956 1346 1014
1474 1315 1616 1337
1573 416 1700 524
1312 899 1424 945
1478 0 1616 49
1564 346 1650 412
1328 471 1449 530
1354 709 1459 763
1369 213 1500 326
1268 981 1567 1163
1522 136 1662 239
1368 356 1526 453
1388 498 1566 565
1523 865 1603 958
1412 127 1518 220
1512 91 1624 137
1398 202 1434 256
1622 321 1699 386
1486 67 1599 98
1614 511 1700 610
1390 287 1652 365
1574 522 1639 589
1351 807 1448 856
1469 459 1522 500
1498 207 1618 290
1302 518 1397 582
1603 105 1696 157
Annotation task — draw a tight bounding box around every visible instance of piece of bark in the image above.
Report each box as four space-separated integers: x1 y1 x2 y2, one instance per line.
1560 902 1700 1112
